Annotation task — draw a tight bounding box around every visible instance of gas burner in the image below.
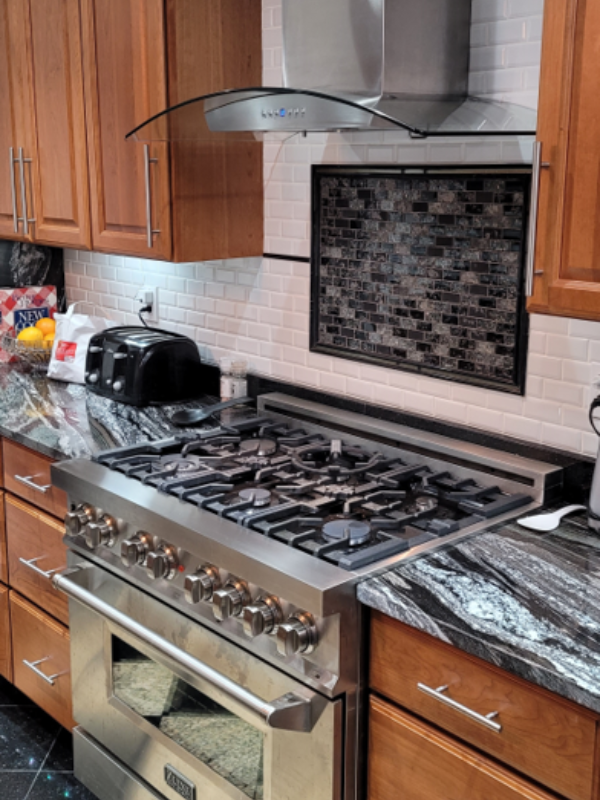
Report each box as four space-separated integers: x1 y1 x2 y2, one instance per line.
239 438 278 458
238 487 272 507
414 496 438 513
292 439 383 481
152 455 206 474
322 518 372 547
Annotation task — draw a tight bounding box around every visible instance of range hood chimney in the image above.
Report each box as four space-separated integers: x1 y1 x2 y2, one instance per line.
126 0 537 143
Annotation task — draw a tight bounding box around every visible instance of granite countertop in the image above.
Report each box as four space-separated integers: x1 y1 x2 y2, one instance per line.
0 365 225 461
358 509 600 715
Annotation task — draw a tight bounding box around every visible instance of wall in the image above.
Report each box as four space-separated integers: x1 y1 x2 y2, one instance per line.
63 0 600 459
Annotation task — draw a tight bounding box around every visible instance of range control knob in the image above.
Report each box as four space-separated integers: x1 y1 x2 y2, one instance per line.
242 596 283 639
121 533 153 568
145 546 178 581
276 612 318 657
184 565 221 605
212 579 250 622
84 515 117 549
64 504 95 536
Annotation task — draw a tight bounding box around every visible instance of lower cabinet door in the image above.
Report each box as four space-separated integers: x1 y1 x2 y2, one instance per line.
0 584 11 681
369 696 560 800
10 591 74 730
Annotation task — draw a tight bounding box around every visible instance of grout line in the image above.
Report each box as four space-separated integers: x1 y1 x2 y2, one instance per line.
22 727 61 800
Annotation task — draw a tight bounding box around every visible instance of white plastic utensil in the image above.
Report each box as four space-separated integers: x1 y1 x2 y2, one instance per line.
517 505 587 532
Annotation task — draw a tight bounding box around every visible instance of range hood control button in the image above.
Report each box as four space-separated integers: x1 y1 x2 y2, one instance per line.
145 547 178 581
276 612 318 657
121 533 153 568
84 515 117 550
212 580 250 622
184 565 221 605
242 596 282 639
64 504 95 536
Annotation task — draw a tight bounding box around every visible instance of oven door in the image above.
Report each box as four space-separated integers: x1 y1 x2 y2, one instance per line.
55 562 342 800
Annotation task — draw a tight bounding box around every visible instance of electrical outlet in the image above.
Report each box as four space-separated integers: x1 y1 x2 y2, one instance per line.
135 286 159 324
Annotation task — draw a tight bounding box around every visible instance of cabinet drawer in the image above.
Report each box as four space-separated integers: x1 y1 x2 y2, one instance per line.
10 591 74 730
0 492 7 584
370 612 596 800
5 495 68 625
369 696 559 800
3 440 67 518
0 583 12 682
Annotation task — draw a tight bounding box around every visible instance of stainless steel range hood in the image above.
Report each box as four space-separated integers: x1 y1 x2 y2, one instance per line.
126 0 537 143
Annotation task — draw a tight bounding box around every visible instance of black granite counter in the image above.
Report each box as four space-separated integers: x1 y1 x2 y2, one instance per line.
0 366 223 461
358 510 600 715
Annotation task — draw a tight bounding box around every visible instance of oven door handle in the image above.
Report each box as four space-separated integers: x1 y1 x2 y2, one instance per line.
53 568 317 733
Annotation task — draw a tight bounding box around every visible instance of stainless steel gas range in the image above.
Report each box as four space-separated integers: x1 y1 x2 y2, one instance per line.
50 393 561 800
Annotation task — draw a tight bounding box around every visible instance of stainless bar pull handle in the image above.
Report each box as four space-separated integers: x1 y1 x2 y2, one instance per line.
19 556 65 580
417 683 502 733
14 474 51 494
143 144 160 248
23 657 62 686
17 148 35 236
9 148 18 232
54 568 317 733
525 141 550 297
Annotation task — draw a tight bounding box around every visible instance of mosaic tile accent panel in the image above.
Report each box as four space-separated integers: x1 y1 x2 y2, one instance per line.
310 168 530 394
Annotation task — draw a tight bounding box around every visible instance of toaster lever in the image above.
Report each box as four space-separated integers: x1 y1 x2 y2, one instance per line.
113 353 128 360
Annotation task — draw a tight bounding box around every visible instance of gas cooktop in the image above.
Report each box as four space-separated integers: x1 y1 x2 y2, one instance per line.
94 411 533 572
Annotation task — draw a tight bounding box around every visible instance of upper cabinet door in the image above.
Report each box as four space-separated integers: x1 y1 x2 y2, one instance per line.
81 0 172 259
25 0 91 249
529 0 600 321
0 0 30 241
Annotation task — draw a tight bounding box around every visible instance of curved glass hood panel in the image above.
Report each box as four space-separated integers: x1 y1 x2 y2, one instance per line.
125 88 537 143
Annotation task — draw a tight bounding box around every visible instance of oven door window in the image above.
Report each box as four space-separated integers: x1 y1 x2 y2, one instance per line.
112 637 264 800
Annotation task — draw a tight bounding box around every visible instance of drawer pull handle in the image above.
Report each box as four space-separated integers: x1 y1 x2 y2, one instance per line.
23 657 62 686
14 474 51 493
19 557 65 580
417 683 502 733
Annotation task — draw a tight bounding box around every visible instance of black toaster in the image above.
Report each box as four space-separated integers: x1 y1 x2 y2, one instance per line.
85 326 204 407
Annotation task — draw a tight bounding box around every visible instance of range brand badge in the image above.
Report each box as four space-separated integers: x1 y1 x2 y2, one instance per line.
164 764 196 800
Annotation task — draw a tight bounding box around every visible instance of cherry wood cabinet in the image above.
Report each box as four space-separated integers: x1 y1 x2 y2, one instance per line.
369 611 600 800
3 440 68 518
0 0 30 241
0 0 90 248
81 0 263 262
0 493 6 585
369 697 560 800
5 495 69 626
371 612 596 800
528 0 600 320
11 591 74 731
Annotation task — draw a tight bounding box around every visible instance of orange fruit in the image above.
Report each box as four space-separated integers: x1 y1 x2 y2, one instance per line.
17 327 44 348
35 317 56 336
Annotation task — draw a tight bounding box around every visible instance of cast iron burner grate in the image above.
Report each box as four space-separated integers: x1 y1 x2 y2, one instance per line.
94 417 533 570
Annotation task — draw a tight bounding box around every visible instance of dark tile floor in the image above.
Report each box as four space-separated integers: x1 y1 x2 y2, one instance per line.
0 677 97 799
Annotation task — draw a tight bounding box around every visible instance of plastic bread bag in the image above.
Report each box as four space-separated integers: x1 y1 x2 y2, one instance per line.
47 302 116 384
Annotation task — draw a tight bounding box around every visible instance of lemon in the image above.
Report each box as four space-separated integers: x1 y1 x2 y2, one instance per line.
35 318 56 336
17 327 44 348
43 333 55 350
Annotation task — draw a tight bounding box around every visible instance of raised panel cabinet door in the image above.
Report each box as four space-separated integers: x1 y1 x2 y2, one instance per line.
0 492 6 585
24 0 91 249
0 0 31 241
529 0 600 320
81 0 172 259
369 697 561 800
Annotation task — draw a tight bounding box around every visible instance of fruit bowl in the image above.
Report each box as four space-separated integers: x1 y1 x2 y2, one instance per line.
2 331 53 371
